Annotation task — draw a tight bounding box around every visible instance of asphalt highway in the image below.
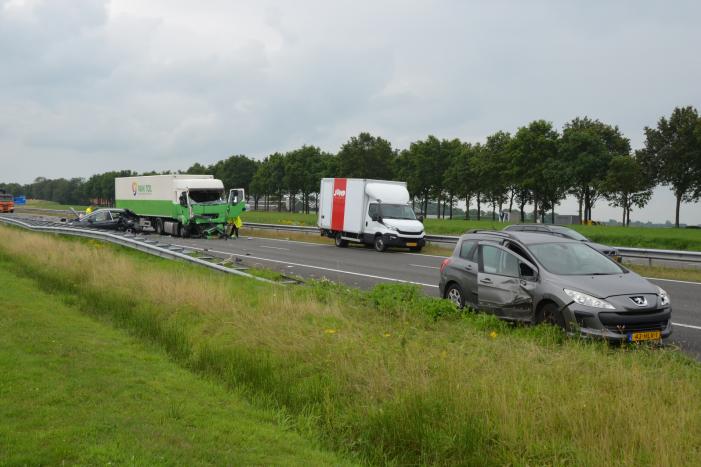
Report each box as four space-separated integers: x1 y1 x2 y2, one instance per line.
161 233 701 359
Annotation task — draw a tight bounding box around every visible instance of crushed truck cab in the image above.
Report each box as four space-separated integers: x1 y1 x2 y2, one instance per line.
115 175 245 238
318 178 426 252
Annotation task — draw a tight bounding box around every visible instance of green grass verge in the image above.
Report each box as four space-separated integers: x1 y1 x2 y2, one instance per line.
242 210 701 251
0 261 351 466
2 225 701 465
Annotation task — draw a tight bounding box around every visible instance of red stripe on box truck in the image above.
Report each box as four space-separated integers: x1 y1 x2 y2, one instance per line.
331 178 347 231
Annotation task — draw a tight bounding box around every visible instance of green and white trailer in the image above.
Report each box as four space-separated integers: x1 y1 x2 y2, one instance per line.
115 175 246 237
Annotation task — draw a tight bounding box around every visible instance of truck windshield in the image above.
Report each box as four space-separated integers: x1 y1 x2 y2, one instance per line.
189 190 224 203
375 204 416 220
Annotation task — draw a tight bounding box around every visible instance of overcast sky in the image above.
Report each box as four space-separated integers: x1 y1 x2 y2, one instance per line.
1 0 700 223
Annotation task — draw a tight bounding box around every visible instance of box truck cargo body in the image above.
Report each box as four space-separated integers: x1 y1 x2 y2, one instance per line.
115 175 246 237
318 178 426 252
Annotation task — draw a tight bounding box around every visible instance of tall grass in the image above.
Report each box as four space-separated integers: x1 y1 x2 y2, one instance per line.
2 225 701 465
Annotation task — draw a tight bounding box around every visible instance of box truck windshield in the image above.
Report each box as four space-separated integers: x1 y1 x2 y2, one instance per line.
188 190 224 204
370 203 416 220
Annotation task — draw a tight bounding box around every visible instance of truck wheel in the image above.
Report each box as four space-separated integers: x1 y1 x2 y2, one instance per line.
335 233 348 248
374 235 387 252
155 218 164 235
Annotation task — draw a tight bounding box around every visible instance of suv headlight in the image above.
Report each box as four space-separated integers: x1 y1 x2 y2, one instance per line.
658 287 670 307
564 289 615 309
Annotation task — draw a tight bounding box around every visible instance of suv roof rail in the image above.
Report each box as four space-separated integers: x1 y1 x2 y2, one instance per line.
465 229 512 238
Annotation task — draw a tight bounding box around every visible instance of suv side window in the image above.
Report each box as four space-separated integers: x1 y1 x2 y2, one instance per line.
459 240 477 260
481 245 519 277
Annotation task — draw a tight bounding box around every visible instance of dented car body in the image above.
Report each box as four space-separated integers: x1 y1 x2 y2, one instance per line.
439 231 672 342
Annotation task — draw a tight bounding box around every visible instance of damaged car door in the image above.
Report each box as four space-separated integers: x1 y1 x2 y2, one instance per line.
477 243 537 321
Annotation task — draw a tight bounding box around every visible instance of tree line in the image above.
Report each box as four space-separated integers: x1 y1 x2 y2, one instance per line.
2 106 700 227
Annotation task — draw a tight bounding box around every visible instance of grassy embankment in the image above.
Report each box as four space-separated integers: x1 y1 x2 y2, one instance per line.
242 210 701 251
1 224 701 465
0 258 350 464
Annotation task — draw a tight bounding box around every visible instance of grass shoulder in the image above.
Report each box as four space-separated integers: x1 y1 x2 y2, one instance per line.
2 225 701 465
0 261 351 466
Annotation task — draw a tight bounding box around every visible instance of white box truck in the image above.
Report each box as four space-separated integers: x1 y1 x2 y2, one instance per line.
318 178 426 252
115 174 246 237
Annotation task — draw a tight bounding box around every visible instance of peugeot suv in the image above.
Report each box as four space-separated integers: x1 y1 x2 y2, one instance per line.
438 231 671 342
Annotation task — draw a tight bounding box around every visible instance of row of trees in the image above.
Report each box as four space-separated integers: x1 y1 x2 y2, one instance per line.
3 106 700 227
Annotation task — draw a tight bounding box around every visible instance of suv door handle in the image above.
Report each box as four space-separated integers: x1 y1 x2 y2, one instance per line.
465 265 472 271
480 278 492 285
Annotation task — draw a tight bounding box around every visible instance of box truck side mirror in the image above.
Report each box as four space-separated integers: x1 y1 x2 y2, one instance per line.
417 215 424 222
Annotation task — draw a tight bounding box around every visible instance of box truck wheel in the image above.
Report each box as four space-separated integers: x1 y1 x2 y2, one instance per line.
334 233 348 248
155 218 164 235
374 235 387 252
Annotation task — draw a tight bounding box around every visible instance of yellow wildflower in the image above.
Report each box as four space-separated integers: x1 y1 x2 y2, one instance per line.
489 331 498 339
324 329 337 334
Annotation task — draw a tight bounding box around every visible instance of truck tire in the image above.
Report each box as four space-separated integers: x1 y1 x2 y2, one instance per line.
374 235 387 252
155 218 164 235
335 233 348 248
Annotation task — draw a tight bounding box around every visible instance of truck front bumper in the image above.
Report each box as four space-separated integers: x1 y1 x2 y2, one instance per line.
382 234 426 248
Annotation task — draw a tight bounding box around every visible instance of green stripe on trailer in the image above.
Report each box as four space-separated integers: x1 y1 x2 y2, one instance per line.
116 199 179 218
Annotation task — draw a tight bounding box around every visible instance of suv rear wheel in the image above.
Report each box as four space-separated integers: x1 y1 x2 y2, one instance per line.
445 283 465 309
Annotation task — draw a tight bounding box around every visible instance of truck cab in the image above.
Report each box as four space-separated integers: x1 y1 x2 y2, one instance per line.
0 192 14 213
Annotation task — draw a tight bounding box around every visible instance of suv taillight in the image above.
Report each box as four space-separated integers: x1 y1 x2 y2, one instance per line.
440 258 451 273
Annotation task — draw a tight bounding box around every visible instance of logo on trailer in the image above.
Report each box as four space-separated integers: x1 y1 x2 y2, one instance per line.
331 178 347 231
131 182 152 197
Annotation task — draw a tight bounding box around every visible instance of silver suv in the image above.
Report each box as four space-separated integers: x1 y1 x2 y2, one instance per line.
438 231 671 342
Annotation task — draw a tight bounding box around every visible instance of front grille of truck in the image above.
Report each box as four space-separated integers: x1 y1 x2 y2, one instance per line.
397 229 423 235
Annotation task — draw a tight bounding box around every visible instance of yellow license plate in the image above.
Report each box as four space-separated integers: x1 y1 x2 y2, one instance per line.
406 242 417 247
629 331 661 342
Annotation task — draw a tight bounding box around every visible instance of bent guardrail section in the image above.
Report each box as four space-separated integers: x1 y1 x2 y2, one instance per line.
0 215 276 283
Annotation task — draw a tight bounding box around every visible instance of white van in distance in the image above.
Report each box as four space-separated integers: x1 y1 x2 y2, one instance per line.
318 178 426 252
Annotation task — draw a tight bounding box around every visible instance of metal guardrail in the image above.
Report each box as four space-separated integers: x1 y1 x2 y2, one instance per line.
242 222 701 265
0 215 276 283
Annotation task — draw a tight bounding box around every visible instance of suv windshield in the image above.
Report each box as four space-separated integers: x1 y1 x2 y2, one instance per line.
527 242 625 275
550 226 589 242
374 203 416 220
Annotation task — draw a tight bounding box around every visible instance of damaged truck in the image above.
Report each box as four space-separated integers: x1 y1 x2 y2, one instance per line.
115 175 246 237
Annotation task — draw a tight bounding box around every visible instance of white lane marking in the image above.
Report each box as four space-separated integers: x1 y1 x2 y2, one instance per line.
259 245 290 251
646 277 701 286
410 264 440 269
173 243 438 288
672 322 701 331
244 233 450 258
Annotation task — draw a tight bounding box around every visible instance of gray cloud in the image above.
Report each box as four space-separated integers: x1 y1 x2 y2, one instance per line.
0 0 699 222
